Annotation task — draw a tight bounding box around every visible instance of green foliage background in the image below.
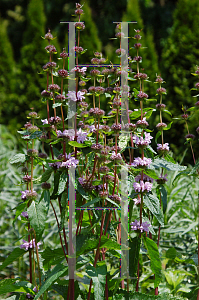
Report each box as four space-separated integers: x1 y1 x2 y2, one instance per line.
0 0 199 163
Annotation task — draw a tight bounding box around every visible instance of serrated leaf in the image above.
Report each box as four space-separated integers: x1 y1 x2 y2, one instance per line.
57 172 68 195
13 202 27 225
0 248 25 272
59 191 67 232
144 194 164 225
143 169 159 180
68 141 87 148
41 247 65 266
51 284 68 298
151 158 187 171
44 190 50 214
129 236 141 279
28 131 42 139
27 200 47 238
41 168 53 182
166 247 177 260
0 279 33 295
188 160 199 175
119 135 130 151
86 263 107 300
34 263 68 300
144 237 162 288
52 103 62 108
158 184 167 214
10 153 26 164
50 172 60 199
81 197 101 207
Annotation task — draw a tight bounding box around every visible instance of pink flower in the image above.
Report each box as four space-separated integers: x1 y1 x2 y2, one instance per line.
66 91 85 102
77 128 88 143
133 180 152 193
131 157 152 168
20 239 41 251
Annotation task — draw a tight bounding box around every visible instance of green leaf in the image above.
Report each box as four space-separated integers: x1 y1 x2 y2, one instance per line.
158 184 167 214
129 236 141 279
28 131 42 139
34 263 68 300
81 197 101 207
10 153 26 164
144 194 164 225
163 109 172 116
163 121 173 131
76 234 99 257
0 279 33 295
50 138 62 145
57 172 68 195
44 190 50 214
151 158 187 171
100 236 128 251
144 237 162 288
41 168 53 182
69 141 87 148
51 172 60 199
155 131 162 143
166 247 177 260
143 169 159 180
59 191 67 232
41 247 66 266
86 262 107 300
188 159 199 175
0 248 25 272
119 135 130 152
51 284 68 298
52 103 62 108
13 202 27 225
27 200 47 238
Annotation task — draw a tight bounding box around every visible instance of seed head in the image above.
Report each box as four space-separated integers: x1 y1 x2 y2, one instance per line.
72 46 84 54
156 87 166 95
22 175 31 182
156 75 163 83
156 103 166 111
41 182 51 190
58 69 68 78
44 29 53 41
27 125 39 133
156 122 167 130
75 22 85 30
43 62 56 70
41 90 52 98
60 48 68 58
49 116 62 125
45 45 57 53
38 153 47 159
181 113 189 120
91 58 100 65
48 84 60 92
75 8 83 15
134 73 148 80
108 194 121 202
90 69 100 76
55 94 66 101
134 43 142 49
115 32 125 39
137 91 148 99
27 149 38 157
185 133 195 140
115 48 126 56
